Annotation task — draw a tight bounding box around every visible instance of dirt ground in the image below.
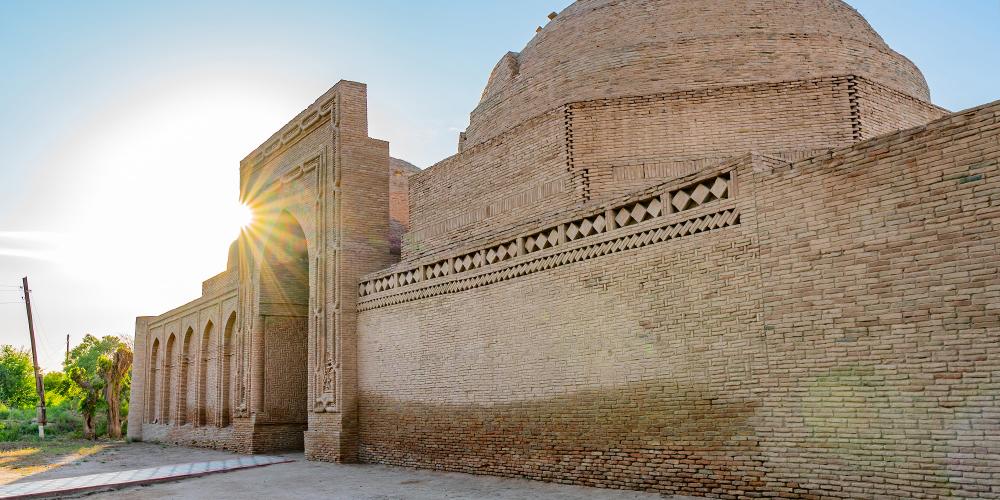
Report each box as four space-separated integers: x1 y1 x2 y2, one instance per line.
0 439 112 484
2 441 701 499
1 440 239 484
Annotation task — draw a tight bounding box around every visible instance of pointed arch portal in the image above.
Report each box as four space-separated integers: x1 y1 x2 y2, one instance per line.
128 82 392 461
256 209 310 448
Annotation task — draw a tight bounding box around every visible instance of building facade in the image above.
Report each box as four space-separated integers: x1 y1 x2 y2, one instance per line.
129 1 1000 497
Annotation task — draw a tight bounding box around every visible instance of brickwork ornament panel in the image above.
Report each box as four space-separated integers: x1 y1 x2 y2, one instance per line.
234 96 344 418
360 170 738 309
315 100 342 413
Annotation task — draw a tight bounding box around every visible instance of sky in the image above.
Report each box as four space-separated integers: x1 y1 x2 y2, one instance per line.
0 1 998 372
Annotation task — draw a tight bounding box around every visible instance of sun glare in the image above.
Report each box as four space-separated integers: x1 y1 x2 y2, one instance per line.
234 203 254 231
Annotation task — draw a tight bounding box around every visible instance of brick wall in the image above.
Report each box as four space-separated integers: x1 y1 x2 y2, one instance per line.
390 158 420 258
749 100 1000 498
128 288 239 449
854 76 949 140
463 0 929 149
570 77 856 202
202 270 237 296
126 317 151 440
356 100 1000 497
261 316 308 424
405 109 574 260
359 163 760 496
409 76 945 261
131 81 393 460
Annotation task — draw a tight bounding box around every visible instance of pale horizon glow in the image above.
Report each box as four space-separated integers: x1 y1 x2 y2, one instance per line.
0 1 997 372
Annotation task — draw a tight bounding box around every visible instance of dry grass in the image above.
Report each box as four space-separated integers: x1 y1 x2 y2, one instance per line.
0 439 114 483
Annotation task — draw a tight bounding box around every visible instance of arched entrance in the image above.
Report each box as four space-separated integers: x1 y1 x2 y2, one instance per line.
162 334 176 424
197 320 213 426
257 209 310 449
221 312 235 427
179 328 194 425
147 338 159 423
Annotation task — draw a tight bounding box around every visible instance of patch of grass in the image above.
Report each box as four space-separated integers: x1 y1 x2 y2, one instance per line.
0 405 106 441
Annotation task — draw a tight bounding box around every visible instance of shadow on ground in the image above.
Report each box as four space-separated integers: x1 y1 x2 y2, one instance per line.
2 442 702 499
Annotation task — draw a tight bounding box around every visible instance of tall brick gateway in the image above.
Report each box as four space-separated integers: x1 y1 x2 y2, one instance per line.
128 1 1000 497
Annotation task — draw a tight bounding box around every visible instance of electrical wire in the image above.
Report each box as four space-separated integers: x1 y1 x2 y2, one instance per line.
23 288 62 372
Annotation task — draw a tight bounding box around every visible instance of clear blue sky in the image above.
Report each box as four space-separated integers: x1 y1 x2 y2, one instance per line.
0 1 998 371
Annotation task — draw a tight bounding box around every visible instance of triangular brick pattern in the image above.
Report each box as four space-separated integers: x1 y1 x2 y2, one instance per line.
359 171 737 306
359 208 739 311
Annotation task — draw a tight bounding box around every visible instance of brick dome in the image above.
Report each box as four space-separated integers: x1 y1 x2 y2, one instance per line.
462 0 930 149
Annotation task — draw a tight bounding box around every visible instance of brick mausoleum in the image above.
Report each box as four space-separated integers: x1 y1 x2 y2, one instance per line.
128 1 1000 497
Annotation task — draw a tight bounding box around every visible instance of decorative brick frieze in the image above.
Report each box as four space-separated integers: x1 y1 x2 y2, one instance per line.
359 205 739 311
360 170 737 307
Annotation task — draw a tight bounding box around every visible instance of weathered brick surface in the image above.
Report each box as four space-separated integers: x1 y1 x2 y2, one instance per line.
390 158 420 258
572 76 946 203
408 76 946 261
463 0 929 149
406 109 573 260
130 81 393 459
854 77 948 140
749 101 1000 499
359 163 765 497
128 1 999 496
262 316 307 424
356 102 1000 497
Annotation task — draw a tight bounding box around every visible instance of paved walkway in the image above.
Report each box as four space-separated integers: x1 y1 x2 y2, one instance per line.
92 453 697 500
0 442 701 499
0 455 290 499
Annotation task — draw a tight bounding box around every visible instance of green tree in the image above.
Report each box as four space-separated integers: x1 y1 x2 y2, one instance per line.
68 367 101 439
0 346 37 409
64 335 125 378
42 371 67 407
64 334 131 439
98 345 132 439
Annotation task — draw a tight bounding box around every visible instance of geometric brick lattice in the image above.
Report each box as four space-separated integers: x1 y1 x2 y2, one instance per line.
360 171 735 302
359 206 739 311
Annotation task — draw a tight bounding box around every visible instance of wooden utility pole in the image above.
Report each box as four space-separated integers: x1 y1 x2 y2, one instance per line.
65 334 70 363
21 277 46 438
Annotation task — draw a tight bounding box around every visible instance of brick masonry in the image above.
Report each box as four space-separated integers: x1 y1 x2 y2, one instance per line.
462 0 930 149
128 0 1000 497
357 101 1000 498
407 76 945 261
130 81 393 456
390 158 420 258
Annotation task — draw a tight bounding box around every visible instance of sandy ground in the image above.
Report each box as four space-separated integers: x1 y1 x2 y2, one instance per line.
4 442 701 499
8 442 240 483
0 440 122 484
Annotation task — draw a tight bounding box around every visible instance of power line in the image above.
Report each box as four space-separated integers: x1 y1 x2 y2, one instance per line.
23 289 61 372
